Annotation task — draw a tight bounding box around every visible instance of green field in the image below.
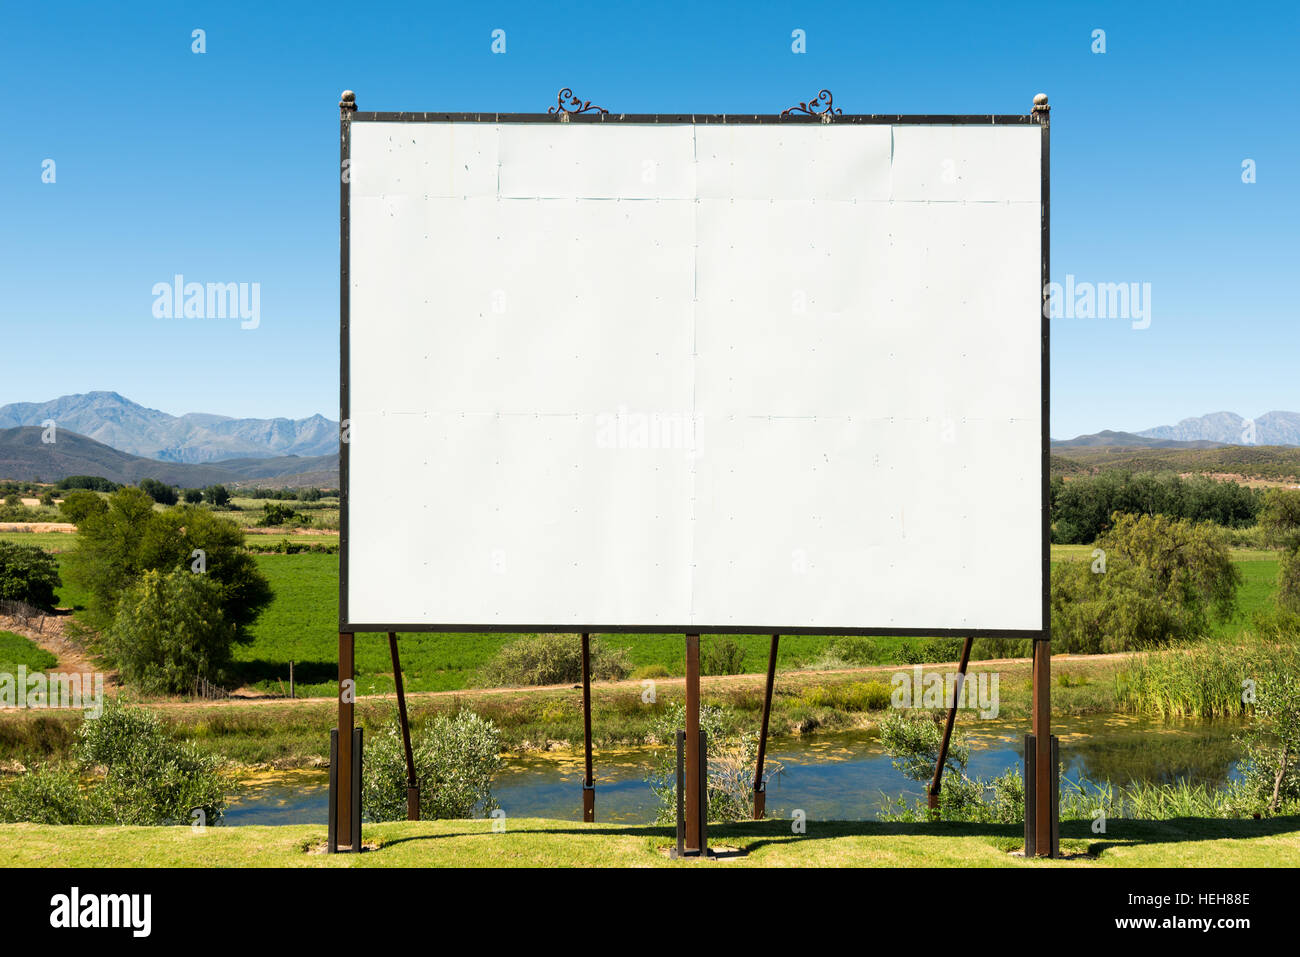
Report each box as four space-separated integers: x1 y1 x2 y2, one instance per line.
0 631 58 673
1 815 1297 868
36 545 1282 698
0 532 79 552
229 554 853 696
230 548 1283 696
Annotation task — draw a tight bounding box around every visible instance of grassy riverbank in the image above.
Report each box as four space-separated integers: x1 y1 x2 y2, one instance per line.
0 654 1126 768
2 815 1297 867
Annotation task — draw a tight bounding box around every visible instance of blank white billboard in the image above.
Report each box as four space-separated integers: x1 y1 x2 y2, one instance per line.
344 117 1044 633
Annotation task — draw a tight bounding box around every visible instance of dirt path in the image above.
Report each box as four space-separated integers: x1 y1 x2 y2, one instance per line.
136 649 1137 712
0 612 119 689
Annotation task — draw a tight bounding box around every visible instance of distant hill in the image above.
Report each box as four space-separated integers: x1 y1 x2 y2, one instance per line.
0 392 337 464
1052 430 1226 450
1051 443 1300 484
0 427 338 488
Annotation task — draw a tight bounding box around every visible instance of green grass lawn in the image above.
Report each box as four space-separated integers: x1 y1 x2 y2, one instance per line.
0 631 58 673
1 815 1296 867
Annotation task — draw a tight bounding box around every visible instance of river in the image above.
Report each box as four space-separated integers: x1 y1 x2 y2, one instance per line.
222 713 1244 826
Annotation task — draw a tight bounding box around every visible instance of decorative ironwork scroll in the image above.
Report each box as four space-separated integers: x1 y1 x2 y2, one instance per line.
548 88 609 116
780 89 843 117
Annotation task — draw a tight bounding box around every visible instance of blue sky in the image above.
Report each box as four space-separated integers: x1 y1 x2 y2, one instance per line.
1 0 1295 439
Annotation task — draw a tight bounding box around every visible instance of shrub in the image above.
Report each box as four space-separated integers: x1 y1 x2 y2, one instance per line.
879 709 969 784
477 634 630 687
898 637 965 664
827 636 887 665
1234 670 1300 813
0 541 62 609
182 488 204 504
0 767 94 824
103 569 236 693
361 710 503 821
0 703 228 825
701 636 746 675
257 502 301 527
630 663 671 680
646 702 778 824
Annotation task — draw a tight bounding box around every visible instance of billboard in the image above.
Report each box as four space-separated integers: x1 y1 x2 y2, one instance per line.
342 109 1046 635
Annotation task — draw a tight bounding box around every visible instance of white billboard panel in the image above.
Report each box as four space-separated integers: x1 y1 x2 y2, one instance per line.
344 116 1044 633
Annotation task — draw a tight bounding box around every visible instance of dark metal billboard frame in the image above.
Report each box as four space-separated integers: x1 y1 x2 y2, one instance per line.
333 89 1055 857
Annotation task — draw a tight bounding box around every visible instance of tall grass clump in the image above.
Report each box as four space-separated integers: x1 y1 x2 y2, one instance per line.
1116 632 1300 719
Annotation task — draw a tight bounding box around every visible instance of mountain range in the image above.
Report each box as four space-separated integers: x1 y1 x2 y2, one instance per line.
1136 410 1300 446
1056 412 1300 448
0 392 337 464
1 392 1297 487
0 427 337 488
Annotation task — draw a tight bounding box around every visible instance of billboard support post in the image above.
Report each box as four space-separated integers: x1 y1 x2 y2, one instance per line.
581 632 595 822
753 634 779 819
387 632 419 820
1031 90 1054 857
683 634 702 855
1032 637 1053 855
335 631 355 847
929 635 974 813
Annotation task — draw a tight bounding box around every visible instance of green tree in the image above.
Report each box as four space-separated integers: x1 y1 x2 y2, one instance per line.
57 490 108 525
0 542 62 609
139 504 273 634
1259 489 1300 613
1051 512 1240 652
64 488 272 634
104 569 235 693
182 488 204 504
204 484 231 507
137 477 178 505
